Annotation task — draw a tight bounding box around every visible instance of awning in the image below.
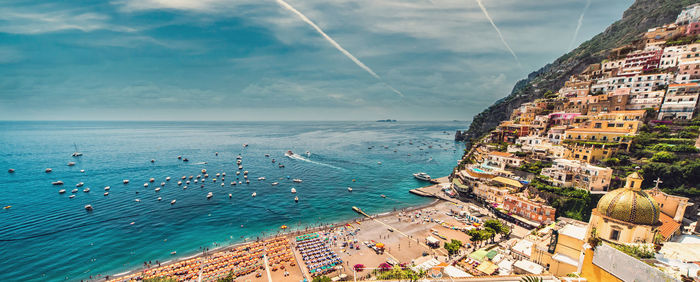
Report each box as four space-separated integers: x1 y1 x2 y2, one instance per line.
476 261 498 275
426 236 440 245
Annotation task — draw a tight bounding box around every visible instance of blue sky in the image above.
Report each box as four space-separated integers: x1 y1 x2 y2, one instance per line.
0 0 632 121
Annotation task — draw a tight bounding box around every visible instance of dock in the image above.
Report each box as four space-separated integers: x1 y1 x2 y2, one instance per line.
409 176 458 203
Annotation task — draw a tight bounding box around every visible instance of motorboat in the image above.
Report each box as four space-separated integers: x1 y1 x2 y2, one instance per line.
80 169 85 173
204 174 209 178
212 179 216 183
149 178 155 183
45 168 52 173
413 172 431 181
231 182 236 186
8 168 14 173
155 187 161 192
182 158 189 162
186 180 191 184
305 151 310 156
104 192 109 196
84 205 92 211
265 154 270 157
143 183 149 187
295 196 299 202
258 177 265 181
243 171 248 175
67 162 75 166
238 165 243 170
171 199 176 205
182 176 187 180
194 179 198 183
177 181 182 186
237 160 242 165
381 194 386 198
243 143 248 148
52 181 64 185
292 179 303 183
229 193 232 198
221 183 224 186
236 155 242 160
83 188 90 193
135 199 141 202
72 189 78 193
207 192 213 199
291 188 296 193
271 159 275 163
76 182 84 187
69 195 75 199
245 180 250 184
189 175 193 179
348 187 352 192
59 189 66 194
278 164 285 168
104 186 110 191
201 169 207 174
161 182 165 186
151 159 155 163
236 171 240 175
271 182 279 186
123 179 129 184
166 176 171 181
285 150 293 157
251 192 256 197
177 155 182 160
157 197 162 201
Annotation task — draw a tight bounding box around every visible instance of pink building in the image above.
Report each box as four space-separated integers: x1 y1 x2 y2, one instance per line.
687 22 700 36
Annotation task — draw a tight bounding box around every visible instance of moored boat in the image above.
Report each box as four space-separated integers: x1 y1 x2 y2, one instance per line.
45 168 52 173
413 172 431 181
59 189 66 194
291 188 296 193
84 205 92 211
53 181 64 185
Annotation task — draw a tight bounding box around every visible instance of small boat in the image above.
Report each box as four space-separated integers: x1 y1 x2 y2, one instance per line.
8 168 15 173
177 155 182 160
348 187 352 192
123 179 129 184
244 171 248 175
278 164 285 168
243 143 248 148
69 194 75 199
189 175 193 179
166 176 171 181
237 160 242 165
72 144 83 157
258 177 265 181
236 155 242 160
222 172 226 177
251 192 256 197
71 189 78 193
155 187 161 192
220 183 224 186
52 181 64 185
285 150 293 157
305 151 310 156
183 186 188 189
291 188 296 193
104 192 109 196
182 158 189 162
135 199 141 202
171 251 177 255
161 182 165 186
186 180 191 184
413 172 431 181
215 152 218 156
171 199 176 205
149 178 155 182
231 182 236 186
265 154 270 157
197 175 201 178
271 182 279 186
157 197 162 201
295 196 299 202
83 188 90 193
204 174 209 178
381 194 386 198
212 178 216 182
378 162 382 165
80 169 85 173
245 180 250 184
293 179 303 183
67 162 75 166
207 192 213 199
45 168 52 173
104 186 110 191
229 193 232 198
151 159 155 163
182 176 187 180
238 165 243 170
271 158 276 163
143 183 149 187
194 179 198 183
59 189 66 194
3 206 11 209
84 205 92 211
76 182 84 187
177 181 182 186
201 169 207 174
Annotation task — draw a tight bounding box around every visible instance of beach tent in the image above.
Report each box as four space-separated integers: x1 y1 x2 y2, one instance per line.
426 236 440 247
443 265 471 278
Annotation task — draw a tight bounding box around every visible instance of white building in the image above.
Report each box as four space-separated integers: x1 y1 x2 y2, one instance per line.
659 83 700 120
660 45 689 69
591 73 671 94
676 3 700 25
627 90 666 110
541 158 613 192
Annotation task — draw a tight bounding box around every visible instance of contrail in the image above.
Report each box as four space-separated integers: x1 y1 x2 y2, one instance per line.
275 0 404 97
568 0 592 51
474 0 521 66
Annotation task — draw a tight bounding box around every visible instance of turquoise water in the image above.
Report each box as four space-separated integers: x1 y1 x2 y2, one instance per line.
0 121 464 281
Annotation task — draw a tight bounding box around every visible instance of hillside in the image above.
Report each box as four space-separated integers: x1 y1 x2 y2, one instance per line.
456 0 700 142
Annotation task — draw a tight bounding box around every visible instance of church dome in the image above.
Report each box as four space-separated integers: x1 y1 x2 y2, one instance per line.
596 179 660 225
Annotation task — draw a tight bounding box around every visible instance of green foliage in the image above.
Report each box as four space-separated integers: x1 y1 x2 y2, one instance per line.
653 125 670 132
444 239 463 255
216 272 235 282
530 177 595 221
312 276 332 282
641 159 700 197
651 151 677 163
521 276 543 282
517 161 552 174
543 90 558 99
467 229 491 246
612 244 655 259
647 143 698 153
375 267 425 281
483 219 510 237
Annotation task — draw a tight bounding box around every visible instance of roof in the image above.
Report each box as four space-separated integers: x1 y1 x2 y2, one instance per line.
476 261 498 275
443 265 471 278
669 83 700 87
511 240 534 258
513 260 544 275
489 151 515 158
426 236 440 244
658 212 681 240
596 187 660 226
559 224 587 241
469 249 489 262
552 253 580 267
492 177 523 188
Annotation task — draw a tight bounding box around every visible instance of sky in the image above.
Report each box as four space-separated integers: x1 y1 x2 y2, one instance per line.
0 0 633 121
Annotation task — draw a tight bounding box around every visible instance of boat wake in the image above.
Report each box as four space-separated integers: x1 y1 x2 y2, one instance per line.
286 153 343 170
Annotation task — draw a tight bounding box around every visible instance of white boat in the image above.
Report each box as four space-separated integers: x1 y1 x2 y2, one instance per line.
155 187 161 192
72 144 83 157
72 189 78 193
238 165 243 170
69 195 75 199
135 199 141 202
271 182 279 186
166 177 171 181
59 189 66 194
104 186 110 191
378 162 382 165
291 188 296 193
348 187 352 192
53 181 64 185
189 175 193 179
293 179 303 183
243 171 248 175
222 172 226 177
245 180 250 184
182 176 187 179
161 182 165 186
143 183 149 187
104 192 109 196
413 172 431 181
236 171 240 175
186 180 191 184
83 188 90 193
236 155 242 159
295 196 299 202
177 181 182 186
251 192 256 197
80 169 85 173
207 192 213 199
45 168 52 173
258 177 265 181
149 178 155 182
123 179 129 184
76 182 84 187
221 183 224 186
67 162 75 166
171 199 176 205
285 150 293 157
305 151 310 156
183 186 188 190
84 204 92 211
231 182 236 186
229 193 232 198
242 143 248 148
157 197 162 201
194 179 198 183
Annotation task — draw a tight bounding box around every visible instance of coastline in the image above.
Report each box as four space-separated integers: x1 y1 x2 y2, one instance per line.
103 180 447 281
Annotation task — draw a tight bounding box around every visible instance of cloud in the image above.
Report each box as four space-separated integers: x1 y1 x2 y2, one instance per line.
474 0 520 67
0 5 135 34
111 0 232 13
569 0 592 50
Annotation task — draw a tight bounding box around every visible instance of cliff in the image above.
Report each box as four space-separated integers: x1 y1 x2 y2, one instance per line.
457 0 700 142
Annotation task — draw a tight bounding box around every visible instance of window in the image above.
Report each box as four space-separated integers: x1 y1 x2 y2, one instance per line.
610 229 621 241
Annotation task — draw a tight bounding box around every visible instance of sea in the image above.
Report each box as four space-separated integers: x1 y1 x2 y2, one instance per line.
0 121 466 281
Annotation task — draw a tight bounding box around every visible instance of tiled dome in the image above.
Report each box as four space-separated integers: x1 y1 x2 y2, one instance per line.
596 185 660 225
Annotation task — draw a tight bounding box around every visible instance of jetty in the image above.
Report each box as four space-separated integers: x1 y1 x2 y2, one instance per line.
409 176 457 203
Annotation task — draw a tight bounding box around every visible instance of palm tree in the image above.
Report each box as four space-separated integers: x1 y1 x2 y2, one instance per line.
520 275 543 282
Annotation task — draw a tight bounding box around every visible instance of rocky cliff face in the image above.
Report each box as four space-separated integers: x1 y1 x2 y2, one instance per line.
457 0 699 142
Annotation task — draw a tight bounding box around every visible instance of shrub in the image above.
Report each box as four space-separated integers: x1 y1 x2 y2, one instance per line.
651 151 677 163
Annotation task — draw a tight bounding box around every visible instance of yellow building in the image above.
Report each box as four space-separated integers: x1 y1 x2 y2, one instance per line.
564 142 617 163
530 219 589 277
585 173 661 244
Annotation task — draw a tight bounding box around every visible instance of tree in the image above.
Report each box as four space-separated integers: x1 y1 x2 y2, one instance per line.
520 276 543 282
483 219 510 239
312 276 332 282
444 239 463 255
216 271 235 282
651 151 677 163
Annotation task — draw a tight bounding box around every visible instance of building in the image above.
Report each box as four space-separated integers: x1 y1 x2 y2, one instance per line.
627 90 665 110
676 3 700 25
484 151 523 170
503 193 556 226
541 158 613 192
564 142 618 164
658 83 700 120
530 219 589 277
620 50 662 76
646 187 692 240
687 21 700 36
585 173 661 244
643 24 685 45
660 45 688 69
546 126 567 145
676 49 700 82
